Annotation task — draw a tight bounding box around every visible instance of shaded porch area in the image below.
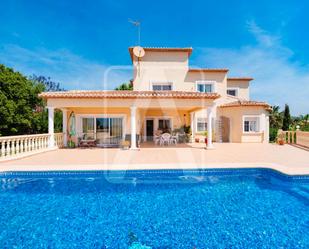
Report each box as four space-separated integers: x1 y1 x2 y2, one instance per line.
45 94 216 150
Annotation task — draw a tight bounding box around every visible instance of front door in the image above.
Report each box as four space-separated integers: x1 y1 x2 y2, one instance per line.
146 119 154 141
221 116 230 142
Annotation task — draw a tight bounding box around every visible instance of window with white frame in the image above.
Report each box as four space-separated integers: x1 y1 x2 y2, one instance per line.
243 116 260 132
152 82 172 91
227 88 238 96
197 118 207 132
196 81 215 93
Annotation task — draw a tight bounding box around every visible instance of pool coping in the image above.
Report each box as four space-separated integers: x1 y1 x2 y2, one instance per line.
0 167 308 182
1 162 308 176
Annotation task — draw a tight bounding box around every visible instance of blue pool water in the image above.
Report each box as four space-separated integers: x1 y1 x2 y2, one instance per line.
0 169 308 249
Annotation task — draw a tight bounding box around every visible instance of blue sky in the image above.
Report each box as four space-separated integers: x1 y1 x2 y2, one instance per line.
0 0 308 115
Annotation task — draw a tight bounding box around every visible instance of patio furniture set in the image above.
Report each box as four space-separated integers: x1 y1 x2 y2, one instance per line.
154 132 178 146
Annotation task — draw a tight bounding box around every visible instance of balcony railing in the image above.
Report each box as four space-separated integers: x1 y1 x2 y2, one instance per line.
0 133 64 160
277 130 309 148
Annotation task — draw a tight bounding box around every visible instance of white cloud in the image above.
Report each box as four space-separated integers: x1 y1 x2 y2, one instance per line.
0 44 131 90
194 21 309 115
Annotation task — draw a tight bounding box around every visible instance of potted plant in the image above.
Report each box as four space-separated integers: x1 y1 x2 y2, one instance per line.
203 131 208 145
277 129 285 145
68 140 76 148
278 138 284 145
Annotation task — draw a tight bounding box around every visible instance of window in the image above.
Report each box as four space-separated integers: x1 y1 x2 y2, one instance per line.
243 116 260 132
158 119 171 133
227 88 238 96
152 83 172 91
196 81 215 93
197 118 207 132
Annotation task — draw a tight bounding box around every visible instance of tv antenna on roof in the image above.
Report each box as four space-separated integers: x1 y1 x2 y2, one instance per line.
128 18 141 46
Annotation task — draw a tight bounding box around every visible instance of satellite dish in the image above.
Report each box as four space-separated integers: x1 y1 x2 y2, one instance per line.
133 46 145 58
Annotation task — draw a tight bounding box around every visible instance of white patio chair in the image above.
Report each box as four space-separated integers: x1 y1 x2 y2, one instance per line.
154 130 162 145
160 133 171 146
170 134 178 145
154 134 161 145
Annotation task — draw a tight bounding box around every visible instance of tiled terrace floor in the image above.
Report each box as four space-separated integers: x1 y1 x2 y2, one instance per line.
0 143 308 175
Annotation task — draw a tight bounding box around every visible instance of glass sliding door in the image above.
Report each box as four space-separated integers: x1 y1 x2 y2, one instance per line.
110 118 123 145
82 118 95 139
96 118 110 145
96 117 123 146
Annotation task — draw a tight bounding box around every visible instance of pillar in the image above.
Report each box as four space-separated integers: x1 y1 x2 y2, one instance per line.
207 106 214 149
190 112 195 142
130 106 137 150
62 109 68 147
48 106 55 148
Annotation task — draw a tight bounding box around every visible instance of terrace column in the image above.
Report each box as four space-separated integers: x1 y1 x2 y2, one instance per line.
62 109 68 147
48 106 55 148
130 106 137 150
190 112 195 142
207 105 215 149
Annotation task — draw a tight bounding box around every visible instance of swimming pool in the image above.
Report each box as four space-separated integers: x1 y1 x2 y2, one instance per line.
0 169 308 248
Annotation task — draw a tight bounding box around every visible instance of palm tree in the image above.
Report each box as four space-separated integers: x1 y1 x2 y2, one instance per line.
269 105 283 129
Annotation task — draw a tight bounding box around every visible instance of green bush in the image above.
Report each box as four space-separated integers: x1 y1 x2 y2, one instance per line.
269 127 278 142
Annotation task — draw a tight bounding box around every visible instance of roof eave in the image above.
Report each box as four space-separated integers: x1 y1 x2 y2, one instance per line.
188 68 229 73
39 91 220 100
227 77 254 81
129 47 193 61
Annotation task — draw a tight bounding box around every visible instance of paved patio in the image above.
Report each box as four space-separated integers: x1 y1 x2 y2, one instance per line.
0 143 308 175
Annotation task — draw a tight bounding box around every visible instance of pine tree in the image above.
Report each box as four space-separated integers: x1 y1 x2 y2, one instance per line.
282 104 291 131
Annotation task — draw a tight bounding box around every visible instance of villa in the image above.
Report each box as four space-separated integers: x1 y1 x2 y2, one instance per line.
39 47 271 149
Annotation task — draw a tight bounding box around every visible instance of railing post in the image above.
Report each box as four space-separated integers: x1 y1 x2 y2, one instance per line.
16 139 20 154
38 137 41 149
20 139 24 153
7 140 11 156
25 138 28 152
1 140 5 157
11 139 16 155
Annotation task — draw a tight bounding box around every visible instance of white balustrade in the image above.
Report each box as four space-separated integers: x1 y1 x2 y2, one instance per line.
277 130 309 148
0 133 64 160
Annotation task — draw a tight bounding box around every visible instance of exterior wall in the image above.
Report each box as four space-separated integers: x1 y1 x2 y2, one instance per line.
185 71 228 97
133 51 189 91
132 50 230 96
227 80 250 100
218 106 269 143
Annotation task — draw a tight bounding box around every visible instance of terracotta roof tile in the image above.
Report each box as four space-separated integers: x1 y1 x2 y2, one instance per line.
39 90 220 100
219 100 271 110
129 47 193 60
189 68 229 73
227 77 254 81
